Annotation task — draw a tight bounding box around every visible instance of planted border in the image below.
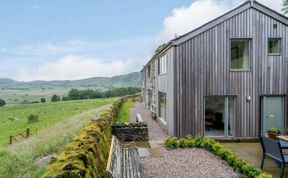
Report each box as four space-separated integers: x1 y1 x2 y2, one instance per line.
165 135 272 178
42 99 124 178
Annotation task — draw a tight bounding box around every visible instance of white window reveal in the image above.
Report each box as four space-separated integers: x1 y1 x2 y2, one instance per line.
158 55 167 75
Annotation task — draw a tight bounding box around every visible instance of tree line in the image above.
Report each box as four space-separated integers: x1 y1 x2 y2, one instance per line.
51 87 141 102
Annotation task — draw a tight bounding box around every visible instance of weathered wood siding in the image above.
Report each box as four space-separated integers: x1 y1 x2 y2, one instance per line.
174 8 288 138
155 48 175 135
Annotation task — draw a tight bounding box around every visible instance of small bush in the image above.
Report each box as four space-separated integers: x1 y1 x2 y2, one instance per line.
40 98 46 103
27 114 39 123
178 138 186 148
0 99 6 107
164 136 178 149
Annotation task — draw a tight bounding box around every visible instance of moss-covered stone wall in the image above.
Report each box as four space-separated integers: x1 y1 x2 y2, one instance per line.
42 99 123 178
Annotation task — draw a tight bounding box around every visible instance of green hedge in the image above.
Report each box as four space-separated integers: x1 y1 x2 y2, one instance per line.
42 99 124 178
165 135 272 178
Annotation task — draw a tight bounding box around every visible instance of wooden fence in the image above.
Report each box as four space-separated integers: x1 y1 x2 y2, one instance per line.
9 128 37 144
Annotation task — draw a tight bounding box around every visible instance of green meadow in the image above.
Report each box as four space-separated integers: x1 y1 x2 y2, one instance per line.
0 97 117 146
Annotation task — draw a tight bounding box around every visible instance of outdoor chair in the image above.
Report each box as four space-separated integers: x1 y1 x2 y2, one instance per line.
260 136 288 178
280 140 288 149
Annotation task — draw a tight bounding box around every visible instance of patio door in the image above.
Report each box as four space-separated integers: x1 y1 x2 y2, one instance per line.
205 96 236 137
261 96 284 135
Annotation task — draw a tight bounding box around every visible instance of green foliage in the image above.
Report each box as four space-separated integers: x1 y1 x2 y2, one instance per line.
283 0 288 15
66 87 141 101
154 43 168 56
267 127 280 133
51 94 61 102
40 98 46 103
27 114 39 123
164 135 271 178
164 136 179 149
0 99 6 107
117 99 133 123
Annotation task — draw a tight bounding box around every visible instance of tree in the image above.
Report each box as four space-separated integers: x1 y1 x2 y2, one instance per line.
0 99 6 107
283 0 288 14
68 89 80 100
51 95 61 102
40 98 46 103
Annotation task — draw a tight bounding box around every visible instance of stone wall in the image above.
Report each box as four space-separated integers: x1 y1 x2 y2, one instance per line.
112 122 148 141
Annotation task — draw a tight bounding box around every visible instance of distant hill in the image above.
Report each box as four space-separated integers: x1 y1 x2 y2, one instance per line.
0 72 141 90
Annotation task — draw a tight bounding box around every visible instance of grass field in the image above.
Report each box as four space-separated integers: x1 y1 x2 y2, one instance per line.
0 88 68 106
0 97 117 146
117 99 133 123
0 97 117 178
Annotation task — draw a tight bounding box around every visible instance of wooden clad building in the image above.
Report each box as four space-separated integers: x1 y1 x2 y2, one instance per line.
141 0 288 139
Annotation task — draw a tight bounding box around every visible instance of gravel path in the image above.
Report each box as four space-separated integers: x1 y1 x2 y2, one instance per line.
140 147 235 178
130 102 235 178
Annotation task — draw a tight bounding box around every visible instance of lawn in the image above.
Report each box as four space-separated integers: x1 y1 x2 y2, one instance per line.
0 97 117 178
0 97 117 146
117 99 133 123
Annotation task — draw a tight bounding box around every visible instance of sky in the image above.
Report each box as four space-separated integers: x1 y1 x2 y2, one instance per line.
0 0 283 81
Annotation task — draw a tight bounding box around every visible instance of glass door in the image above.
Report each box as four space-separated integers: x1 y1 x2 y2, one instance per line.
205 96 236 137
261 96 284 135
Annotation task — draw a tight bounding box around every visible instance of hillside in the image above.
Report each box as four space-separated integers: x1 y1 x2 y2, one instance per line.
0 72 141 90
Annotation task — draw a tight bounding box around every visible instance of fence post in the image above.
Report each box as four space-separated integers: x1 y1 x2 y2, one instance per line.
9 136 13 144
26 128 30 138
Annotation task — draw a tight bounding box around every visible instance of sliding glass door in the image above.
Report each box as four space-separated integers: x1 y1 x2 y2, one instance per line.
205 96 236 137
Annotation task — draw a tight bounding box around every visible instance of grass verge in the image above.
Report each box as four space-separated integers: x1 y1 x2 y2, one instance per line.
0 99 116 178
117 99 133 123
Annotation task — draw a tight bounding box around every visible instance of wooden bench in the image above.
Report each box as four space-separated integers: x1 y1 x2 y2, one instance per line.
106 136 142 178
136 113 143 123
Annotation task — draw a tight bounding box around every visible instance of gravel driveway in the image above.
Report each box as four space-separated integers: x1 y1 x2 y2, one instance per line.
140 147 235 178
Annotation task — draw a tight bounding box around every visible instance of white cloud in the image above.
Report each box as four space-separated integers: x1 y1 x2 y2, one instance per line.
156 0 283 44
16 55 143 81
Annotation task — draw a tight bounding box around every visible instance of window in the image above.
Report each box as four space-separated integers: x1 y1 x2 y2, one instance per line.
158 55 167 75
268 38 281 55
158 92 166 122
231 39 250 70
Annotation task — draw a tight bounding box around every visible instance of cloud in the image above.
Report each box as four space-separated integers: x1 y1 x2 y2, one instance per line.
156 0 283 44
16 55 143 81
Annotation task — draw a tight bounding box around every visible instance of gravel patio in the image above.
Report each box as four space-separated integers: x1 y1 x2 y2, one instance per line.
130 102 235 178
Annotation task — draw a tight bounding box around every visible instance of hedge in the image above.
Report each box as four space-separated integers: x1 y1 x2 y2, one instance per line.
165 135 272 178
42 98 124 178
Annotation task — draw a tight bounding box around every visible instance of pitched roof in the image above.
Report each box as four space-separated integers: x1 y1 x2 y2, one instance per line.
171 0 288 45
142 0 288 70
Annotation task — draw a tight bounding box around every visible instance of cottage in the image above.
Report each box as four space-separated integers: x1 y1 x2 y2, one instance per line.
141 0 288 139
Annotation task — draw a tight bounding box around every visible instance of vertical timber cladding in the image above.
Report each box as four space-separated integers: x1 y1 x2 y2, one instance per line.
155 48 175 135
173 7 288 138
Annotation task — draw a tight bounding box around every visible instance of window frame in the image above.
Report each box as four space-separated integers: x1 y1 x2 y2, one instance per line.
158 55 167 75
230 38 252 72
268 38 282 56
158 91 167 124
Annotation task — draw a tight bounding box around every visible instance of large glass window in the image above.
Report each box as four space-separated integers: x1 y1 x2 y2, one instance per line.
231 39 250 70
205 96 236 137
159 92 166 122
158 55 167 75
268 38 281 55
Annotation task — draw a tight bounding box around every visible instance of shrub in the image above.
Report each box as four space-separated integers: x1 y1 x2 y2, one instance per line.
40 98 46 103
27 114 39 123
0 99 6 107
51 94 61 102
194 135 203 147
164 136 178 149
178 138 186 148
